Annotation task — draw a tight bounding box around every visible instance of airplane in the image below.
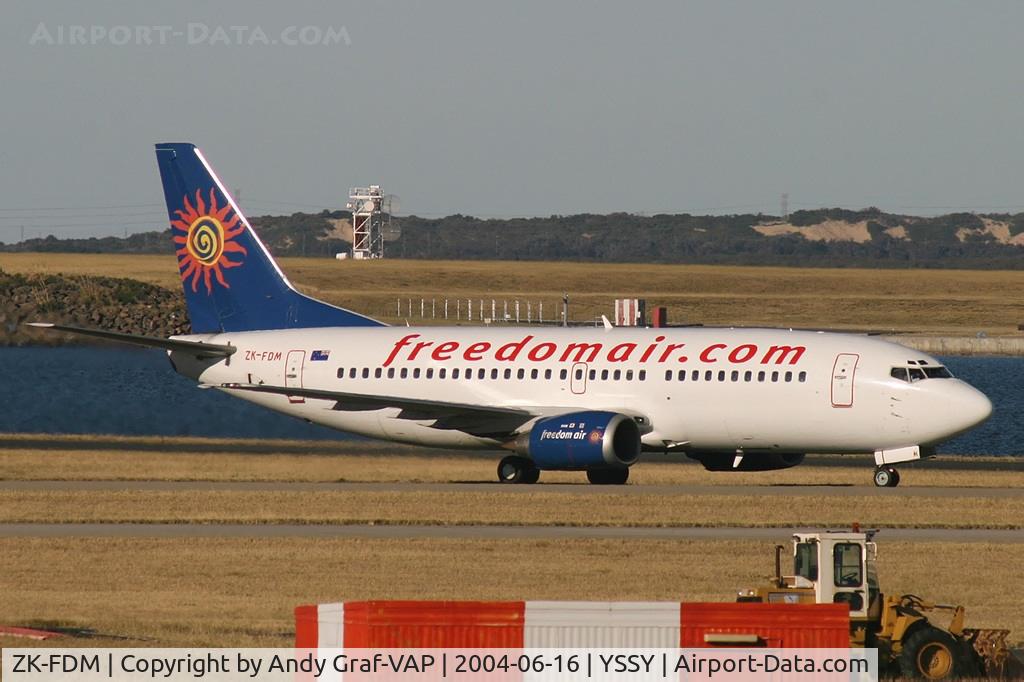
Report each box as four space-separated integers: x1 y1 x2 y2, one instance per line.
31 143 993 487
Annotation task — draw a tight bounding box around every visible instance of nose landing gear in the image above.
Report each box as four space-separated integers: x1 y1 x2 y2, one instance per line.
873 466 901 488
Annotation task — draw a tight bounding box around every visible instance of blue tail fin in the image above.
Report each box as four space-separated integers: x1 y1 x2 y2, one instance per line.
155 143 384 333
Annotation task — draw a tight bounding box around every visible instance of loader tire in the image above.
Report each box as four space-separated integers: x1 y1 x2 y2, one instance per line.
899 626 962 680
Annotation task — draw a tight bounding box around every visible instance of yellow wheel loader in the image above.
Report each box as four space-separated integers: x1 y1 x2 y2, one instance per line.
737 527 1020 679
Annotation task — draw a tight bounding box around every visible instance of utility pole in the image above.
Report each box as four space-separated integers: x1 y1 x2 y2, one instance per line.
562 293 569 327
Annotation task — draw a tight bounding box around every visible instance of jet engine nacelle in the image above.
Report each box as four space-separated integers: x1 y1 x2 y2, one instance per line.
690 452 806 472
515 411 641 470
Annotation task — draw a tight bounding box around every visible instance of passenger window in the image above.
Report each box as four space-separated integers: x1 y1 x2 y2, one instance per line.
771 371 779 382
373 368 381 379
545 369 552 380
400 368 408 379
465 369 472 380
613 370 621 380
492 368 500 379
833 543 863 587
413 368 420 379
705 370 713 381
730 370 739 382
717 370 725 382
387 368 395 379
560 369 568 380
589 369 596 380
531 369 539 379
425 368 433 379
575 369 583 380
603 369 610 380
678 370 686 381
452 368 460 379
785 371 792 382
692 370 699 381
665 370 673 381
518 368 525 379
639 370 646 381
744 371 752 382
757 371 765 382
477 368 485 379
337 368 345 379
626 370 634 380
439 368 446 379
798 371 806 382
350 368 357 379
503 368 511 379
363 368 371 379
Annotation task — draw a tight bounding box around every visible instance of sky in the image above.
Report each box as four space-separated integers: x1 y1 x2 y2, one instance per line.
2 1 1024 241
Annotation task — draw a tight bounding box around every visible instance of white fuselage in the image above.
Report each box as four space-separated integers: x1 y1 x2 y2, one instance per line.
168 326 992 460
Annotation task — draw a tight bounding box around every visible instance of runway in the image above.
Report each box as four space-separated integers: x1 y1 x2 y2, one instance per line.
2 479 1022 498
1 522 1020 542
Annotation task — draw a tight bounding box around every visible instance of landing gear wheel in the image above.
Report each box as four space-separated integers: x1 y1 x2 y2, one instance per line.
586 468 630 485
899 626 961 680
497 456 538 484
873 466 900 488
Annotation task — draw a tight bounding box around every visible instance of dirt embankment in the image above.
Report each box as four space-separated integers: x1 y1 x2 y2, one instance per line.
0 269 188 345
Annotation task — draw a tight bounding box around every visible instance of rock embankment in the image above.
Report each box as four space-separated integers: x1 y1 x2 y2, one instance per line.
0 269 189 345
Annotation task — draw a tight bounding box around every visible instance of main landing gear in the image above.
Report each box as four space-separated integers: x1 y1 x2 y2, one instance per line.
497 455 540 484
496 457 630 485
586 468 630 485
873 466 901 488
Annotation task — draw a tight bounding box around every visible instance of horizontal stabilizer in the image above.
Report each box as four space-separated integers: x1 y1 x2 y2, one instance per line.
27 323 236 358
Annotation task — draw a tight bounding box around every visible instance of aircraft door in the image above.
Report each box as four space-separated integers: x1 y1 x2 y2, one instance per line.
285 350 305 404
831 353 859 408
570 362 588 394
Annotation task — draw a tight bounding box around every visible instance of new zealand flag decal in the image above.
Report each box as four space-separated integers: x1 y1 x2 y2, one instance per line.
310 350 330 361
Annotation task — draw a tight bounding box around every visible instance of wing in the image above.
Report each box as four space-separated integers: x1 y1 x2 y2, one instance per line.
219 382 535 435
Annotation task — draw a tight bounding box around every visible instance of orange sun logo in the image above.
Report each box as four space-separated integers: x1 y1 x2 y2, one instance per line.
171 188 247 294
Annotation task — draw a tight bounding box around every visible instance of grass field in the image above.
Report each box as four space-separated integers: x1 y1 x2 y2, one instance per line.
2 435 1022 487
3 252 1024 333
1 538 1021 648
1 489 1021 529
1 436 1022 648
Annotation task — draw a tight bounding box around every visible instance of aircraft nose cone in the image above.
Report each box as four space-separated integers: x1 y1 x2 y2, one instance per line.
958 385 993 431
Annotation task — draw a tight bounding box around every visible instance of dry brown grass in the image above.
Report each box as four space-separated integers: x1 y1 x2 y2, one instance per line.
0 537 1020 648
1 435 1021 650
1 435 1021 487
1 489 1020 529
3 253 1024 333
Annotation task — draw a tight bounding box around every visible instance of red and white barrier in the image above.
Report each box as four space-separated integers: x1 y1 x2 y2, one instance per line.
296 601 849 649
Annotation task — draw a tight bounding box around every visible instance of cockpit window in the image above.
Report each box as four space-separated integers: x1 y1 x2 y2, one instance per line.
891 365 952 382
890 368 909 382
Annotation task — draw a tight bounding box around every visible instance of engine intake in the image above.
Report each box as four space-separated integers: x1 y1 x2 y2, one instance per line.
690 452 805 472
515 411 641 470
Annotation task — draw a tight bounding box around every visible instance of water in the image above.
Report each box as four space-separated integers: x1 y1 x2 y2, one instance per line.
0 348 1018 455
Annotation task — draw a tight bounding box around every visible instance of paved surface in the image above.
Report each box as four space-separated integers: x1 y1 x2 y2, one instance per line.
2 480 1022 498
0 523 1020 542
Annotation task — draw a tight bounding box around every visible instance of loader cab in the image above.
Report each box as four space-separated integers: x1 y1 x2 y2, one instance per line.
792 530 879 624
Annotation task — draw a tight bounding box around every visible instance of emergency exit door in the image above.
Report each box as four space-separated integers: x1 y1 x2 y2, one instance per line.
831 353 859 408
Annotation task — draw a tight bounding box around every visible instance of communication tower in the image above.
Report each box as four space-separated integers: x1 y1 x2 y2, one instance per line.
347 186 386 259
